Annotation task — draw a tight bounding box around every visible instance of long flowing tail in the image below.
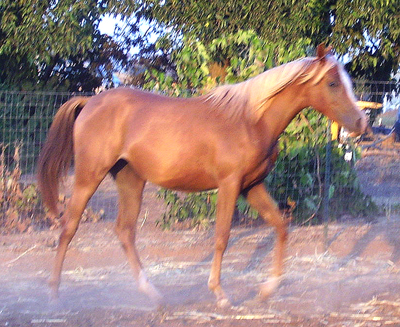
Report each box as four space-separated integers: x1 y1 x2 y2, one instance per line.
37 96 90 215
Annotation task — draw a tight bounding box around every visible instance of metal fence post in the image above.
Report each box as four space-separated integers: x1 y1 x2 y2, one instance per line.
323 120 332 250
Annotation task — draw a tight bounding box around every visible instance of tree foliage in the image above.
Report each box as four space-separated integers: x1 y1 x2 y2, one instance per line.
143 30 310 94
0 0 128 91
2 1 398 90
131 0 400 80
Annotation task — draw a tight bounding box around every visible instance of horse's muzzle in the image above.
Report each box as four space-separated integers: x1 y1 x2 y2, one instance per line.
348 114 367 137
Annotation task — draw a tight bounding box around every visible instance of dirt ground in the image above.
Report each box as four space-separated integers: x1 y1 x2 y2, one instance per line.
2 152 400 327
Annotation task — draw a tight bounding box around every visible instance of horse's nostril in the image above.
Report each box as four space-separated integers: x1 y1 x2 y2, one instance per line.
356 118 362 130
356 116 367 133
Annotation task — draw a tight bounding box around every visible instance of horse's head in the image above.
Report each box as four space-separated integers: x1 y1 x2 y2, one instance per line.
307 44 367 136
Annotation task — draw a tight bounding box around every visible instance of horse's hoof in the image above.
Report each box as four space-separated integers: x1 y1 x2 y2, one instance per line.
48 288 60 301
49 291 59 301
47 289 63 312
217 297 231 308
48 297 63 312
259 275 282 300
152 292 166 308
138 270 164 305
146 288 165 309
48 278 60 298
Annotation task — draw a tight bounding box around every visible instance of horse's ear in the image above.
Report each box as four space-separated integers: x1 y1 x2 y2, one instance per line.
317 43 325 58
325 45 333 55
317 43 333 61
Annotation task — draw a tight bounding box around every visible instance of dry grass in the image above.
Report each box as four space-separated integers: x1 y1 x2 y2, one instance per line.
0 144 103 234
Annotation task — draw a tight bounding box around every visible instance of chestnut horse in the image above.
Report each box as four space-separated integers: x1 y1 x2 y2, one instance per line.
37 44 366 307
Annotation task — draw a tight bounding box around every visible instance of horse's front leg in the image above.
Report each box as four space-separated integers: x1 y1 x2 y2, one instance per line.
208 177 241 308
243 182 288 299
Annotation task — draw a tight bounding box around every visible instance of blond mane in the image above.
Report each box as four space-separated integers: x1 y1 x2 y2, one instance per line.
204 56 337 123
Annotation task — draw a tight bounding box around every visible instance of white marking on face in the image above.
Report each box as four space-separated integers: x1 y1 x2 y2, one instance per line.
337 63 367 133
338 65 357 103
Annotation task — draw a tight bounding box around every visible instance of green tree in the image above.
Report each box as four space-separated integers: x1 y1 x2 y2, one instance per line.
142 30 311 94
130 0 400 80
0 0 128 91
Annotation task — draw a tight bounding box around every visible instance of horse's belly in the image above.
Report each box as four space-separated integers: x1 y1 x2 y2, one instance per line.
127 151 215 192
147 167 217 192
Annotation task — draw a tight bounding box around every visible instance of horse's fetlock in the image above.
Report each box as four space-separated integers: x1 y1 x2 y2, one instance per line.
208 277 218 291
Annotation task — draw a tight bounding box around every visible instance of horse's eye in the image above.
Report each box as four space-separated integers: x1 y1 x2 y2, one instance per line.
329 81 338 87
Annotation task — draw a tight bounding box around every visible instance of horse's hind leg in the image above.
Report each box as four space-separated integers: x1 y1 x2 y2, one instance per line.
243 183 288 299
114 164 163 305
49 172 103 299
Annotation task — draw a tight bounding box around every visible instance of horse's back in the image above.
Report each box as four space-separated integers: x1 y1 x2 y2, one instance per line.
78 87 201 123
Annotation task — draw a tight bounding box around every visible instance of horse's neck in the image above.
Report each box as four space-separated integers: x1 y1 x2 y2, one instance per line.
258 83 309 142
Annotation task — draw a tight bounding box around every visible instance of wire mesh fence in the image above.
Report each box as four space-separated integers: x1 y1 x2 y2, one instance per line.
0 91 73 174
0 91 119 221
354 80 400 104
0 82 398 224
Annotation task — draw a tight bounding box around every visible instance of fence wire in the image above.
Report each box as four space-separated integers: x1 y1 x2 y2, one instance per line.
354 80 400 104
0 82 398 222
0 91 72 173
0 91 118 219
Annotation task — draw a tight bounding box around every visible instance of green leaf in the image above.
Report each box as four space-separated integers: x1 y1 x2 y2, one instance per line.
300 173 313 186
304 197 317 211
329 185 335 199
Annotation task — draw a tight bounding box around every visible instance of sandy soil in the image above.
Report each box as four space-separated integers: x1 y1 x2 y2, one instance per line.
2 216 400 326
1 152 400 326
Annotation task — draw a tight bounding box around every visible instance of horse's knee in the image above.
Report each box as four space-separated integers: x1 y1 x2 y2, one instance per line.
267 212 288 236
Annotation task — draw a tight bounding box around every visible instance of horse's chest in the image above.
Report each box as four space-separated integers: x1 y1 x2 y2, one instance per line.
243 143 279 186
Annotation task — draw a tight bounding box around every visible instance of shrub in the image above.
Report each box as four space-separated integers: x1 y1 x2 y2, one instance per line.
267 110 378 224
0 143 103 234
